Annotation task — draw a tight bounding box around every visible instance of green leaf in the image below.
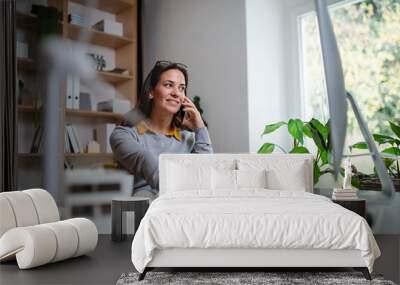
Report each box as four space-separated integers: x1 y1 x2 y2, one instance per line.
389 121 400 139
382 147 400 156
310 118 328 141
320 150 329 165
303 124 313 138
383 158 395 169
288 119 304 145
257 143 275 154
351 175 360 189
313 164 321 185
351 142 368 149
309 126 326 152
373 134 397 145
289 146 310 154
262 122 286 136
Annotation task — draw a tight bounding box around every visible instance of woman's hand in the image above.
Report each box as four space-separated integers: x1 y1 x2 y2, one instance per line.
180 96 205 130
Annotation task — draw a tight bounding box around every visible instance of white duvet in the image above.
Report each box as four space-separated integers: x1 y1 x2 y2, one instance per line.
131 190 380 273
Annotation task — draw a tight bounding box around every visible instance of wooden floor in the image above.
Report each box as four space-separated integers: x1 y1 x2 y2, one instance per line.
0 235 133 285
1 235 398 284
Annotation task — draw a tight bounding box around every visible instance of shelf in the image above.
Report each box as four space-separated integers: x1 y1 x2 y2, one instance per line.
66 109 124 122
69 0 134 14
18 106 124 123
97 70 132 84
17 57 36 71
18 153 41 158
67 23 132 49
18 105 42 113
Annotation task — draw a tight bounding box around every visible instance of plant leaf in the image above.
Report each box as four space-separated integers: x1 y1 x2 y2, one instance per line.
382 147 400 156
262 122 286 136
310 118 328 141
350 142 368 149
289 146 310 154
288 119 304 145
373 134 396 145
313 164 321 185
383 158 395 169
257 143 275 154
309 126 326 152
303 124 313 138
320 150 329 165
389 121 400 139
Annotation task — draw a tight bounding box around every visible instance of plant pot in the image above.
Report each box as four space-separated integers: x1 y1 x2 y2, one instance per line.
356 174 400 192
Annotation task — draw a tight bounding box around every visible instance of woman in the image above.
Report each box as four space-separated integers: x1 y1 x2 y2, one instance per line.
110 61 213 199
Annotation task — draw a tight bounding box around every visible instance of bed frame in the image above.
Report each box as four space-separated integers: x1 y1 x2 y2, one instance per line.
139 248 371 280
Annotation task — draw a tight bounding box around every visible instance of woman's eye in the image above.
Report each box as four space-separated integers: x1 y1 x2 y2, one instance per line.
179 86 186 92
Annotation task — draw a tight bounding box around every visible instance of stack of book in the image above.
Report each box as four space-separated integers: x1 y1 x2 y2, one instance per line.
332 188 358 200
68 13 90 28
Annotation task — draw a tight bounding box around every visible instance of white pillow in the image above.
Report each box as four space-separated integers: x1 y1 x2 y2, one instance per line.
237 158 310 192
211 168 236 190
167 163 211 192
211 169 268 190
236 169 268 189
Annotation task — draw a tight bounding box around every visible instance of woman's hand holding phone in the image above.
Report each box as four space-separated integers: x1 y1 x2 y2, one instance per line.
180 96 205 130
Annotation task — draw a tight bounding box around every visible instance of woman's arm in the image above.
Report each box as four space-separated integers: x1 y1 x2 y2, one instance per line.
192 127 213 153
110 126 159 190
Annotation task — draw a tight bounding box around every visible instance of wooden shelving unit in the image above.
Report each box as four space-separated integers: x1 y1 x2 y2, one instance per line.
16 0 137 191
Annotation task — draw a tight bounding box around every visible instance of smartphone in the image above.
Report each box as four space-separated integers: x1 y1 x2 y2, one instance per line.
178 105 186 120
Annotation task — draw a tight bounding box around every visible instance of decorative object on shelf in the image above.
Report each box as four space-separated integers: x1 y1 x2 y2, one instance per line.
92 19 123 37
79 92 92 111
97 98 131 114
349 120 400 192
87 140 100 153
87 53 106 71
104 67 129 76
68 13 90 28
343 157 353 190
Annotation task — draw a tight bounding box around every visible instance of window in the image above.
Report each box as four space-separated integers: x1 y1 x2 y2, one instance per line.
300 0 400 138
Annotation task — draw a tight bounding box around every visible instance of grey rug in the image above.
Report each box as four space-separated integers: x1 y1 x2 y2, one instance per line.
116 271 396 285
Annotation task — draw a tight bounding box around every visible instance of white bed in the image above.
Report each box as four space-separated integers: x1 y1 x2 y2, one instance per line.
131 154 380 280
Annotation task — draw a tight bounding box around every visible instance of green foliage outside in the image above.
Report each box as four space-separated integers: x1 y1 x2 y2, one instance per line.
302 0 400 136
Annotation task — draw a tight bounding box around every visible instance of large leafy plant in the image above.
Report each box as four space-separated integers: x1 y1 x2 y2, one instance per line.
350 121 400 178
258 118 333 185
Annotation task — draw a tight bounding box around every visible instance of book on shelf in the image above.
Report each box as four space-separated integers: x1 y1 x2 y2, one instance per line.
65 125 83 154
30 126 43 153
332 188 359 200
66 75 80 109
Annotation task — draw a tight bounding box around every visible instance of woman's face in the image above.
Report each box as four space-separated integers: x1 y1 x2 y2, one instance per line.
150 69 186 115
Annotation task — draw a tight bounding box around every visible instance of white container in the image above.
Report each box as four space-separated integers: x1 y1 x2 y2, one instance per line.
97 99 131 114
92 19 123 37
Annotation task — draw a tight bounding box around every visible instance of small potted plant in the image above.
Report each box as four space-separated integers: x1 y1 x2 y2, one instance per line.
349 121 400 191
258 118 335 185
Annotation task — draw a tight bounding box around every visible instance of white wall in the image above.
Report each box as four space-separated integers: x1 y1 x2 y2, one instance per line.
246 0 288 153
142 0 249 153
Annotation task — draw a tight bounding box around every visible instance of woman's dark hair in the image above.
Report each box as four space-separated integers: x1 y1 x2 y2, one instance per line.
137 61 189 127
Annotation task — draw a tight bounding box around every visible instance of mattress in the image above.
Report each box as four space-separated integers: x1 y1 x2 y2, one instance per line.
131 190 380 273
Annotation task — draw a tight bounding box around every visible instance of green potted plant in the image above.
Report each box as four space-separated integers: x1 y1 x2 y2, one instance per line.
349 121 400 191
258 118 334 185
